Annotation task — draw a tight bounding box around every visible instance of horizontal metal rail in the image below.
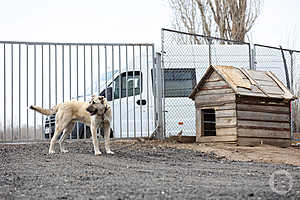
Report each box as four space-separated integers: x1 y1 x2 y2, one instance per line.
0 40 154 46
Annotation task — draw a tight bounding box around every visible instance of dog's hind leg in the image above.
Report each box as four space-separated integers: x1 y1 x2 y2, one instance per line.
59 122 75 153
49 124 64 154
104 122 114 154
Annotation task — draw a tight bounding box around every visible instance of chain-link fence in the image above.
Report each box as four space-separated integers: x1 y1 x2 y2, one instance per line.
161 29 252 137
161 28 300 140
254 44 300 140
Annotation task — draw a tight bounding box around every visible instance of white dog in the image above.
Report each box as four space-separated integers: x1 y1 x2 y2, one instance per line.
30 95 113 155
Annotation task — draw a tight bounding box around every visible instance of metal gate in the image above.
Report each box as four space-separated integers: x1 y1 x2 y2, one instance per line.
0 41 157 142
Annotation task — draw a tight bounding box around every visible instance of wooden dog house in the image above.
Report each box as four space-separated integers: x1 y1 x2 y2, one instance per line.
189 65 296 147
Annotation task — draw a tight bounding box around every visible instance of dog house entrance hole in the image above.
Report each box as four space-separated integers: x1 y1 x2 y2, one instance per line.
202 109 216 136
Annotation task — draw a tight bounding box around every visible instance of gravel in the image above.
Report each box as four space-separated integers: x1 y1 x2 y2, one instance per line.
0 140 299 200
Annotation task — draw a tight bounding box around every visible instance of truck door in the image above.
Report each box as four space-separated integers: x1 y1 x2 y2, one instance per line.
104 71 152 138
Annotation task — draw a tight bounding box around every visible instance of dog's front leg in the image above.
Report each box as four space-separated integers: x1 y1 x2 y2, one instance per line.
91 123 101 156
104 122 114 154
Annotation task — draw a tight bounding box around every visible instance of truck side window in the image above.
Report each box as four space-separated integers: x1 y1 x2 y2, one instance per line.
163 68 196 97
109 71 142 100
121 71 142 98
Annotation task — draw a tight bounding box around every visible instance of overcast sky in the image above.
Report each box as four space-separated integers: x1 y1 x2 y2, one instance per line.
0 0 299 50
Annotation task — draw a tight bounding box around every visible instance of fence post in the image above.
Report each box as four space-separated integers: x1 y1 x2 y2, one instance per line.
208 39 212 65
289 51 294 93
250 44 256 70
154 52 164 139
279 46 291 90
289 51 296 135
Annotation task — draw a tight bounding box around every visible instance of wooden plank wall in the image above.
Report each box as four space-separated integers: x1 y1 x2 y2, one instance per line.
236 96 291 147
195 71 237 143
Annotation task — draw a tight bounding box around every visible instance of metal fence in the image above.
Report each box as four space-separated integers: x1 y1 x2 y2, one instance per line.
253 44 300 140
1 31 299 142
0 41 156 142
161 28 300 140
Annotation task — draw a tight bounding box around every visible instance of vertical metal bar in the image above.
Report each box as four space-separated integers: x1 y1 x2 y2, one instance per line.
146 46 150 137
91 45 93 95
3 44 6 141
152 49 157 133
11 44 14 141
105 46 108 99
290 51 294 93
62 45 64 102
139 45 142 137
155 52 163 139
42 45 44 139
69 45 72 100
84 45 86 101
76 45 79 140
160 30 164 136
49 45 51 109
55 45 58 105
97 45 101 137
83 45 86 139
112 46 115 134
280 46 290 89
133 46 136 138
97 45 100 95
208 39 212 66
248 43 252 69
290 51 295 136
119 45 122 138
27 45 29 139
68 45 72 140
48 45 51 140
251 45 257 70
34 45 37 140
18 44 21 139
104 45 108 138
126 45 129 138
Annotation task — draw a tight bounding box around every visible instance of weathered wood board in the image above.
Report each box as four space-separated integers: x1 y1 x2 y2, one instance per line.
237 137 290 147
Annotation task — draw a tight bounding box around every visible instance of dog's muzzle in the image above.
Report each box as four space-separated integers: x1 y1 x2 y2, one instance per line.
86 106 98 116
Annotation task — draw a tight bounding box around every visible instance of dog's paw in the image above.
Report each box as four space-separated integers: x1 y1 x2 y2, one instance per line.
49 150 56 154
106 150 114 155
95 151 102 156
61 149 69 153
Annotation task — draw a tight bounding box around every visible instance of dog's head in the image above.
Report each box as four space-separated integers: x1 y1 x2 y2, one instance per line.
86 95 109 116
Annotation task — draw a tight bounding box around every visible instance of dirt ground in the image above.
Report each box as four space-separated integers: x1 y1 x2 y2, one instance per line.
1 139 300 200
163 140 300 166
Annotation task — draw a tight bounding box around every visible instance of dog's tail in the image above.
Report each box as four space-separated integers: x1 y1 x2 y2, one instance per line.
29 105 58 115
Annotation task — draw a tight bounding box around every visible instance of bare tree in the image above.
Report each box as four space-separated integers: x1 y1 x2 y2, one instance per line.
169 0 262 43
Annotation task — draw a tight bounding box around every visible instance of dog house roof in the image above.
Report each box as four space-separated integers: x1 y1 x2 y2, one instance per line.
189 65 296 100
